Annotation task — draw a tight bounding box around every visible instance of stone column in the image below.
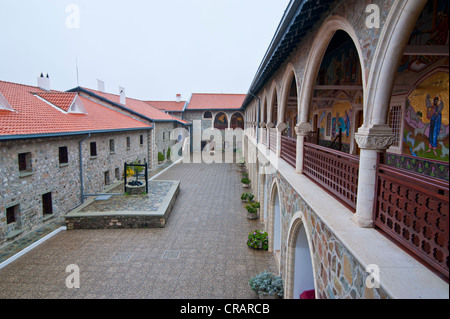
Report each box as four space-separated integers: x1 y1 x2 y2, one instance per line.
276 123 287 157
294 122 312 174
353 125 395 228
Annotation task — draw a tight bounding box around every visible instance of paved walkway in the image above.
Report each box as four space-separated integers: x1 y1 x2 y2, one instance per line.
0 160 277 299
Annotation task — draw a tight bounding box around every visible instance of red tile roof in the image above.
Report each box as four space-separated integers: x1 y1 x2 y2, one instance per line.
145 100 186 112
0 80 151 138
33 92 77 112
185 93 246 110
80 87 190 125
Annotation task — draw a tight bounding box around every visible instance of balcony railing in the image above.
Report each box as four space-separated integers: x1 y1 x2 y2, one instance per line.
303 142 359 211
261 128 267 146
281 135 296 168
374 154 449 279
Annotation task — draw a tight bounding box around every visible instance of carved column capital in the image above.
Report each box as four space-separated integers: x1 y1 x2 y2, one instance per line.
295 122 312 137
276 122 287 133
259 122 266 128
266 122 275 129
354 125 395 150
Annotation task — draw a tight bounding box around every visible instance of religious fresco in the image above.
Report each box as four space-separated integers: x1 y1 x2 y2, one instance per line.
331 101 352 145
399 0 449 73
230 113 244 129
402 71 449 162
316 39 362 86
214 112 228 129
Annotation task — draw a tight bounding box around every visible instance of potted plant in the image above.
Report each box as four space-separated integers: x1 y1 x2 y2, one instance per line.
238 158 245 167
245 204 258 220
241 177 251 188
158 152 165 164
166 147 171 160
247 230 268 250
240 193 254 203
248 271 284 299
245 201 260 220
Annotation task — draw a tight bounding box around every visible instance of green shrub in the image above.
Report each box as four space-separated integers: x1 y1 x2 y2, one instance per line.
166 147 171 159
158 152 165 162
241 193 254 201
241 178 251 184
248 271 284 298
247 230 268 250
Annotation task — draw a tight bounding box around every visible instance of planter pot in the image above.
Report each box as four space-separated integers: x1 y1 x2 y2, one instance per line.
247 212 258 220
241 199 249 203
242 183 250 188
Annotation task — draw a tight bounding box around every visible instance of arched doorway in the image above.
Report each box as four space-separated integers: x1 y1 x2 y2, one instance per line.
214 112 228 130
269 180 282 270
285 213 316 299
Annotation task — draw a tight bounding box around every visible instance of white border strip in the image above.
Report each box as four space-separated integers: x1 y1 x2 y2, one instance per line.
0 226 66 270
149 157 182 181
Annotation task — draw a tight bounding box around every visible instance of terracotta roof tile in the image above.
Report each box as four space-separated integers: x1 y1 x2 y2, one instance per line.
145 100 186 112
186 93 246 110
33 92 77 112
0 80 151 138
81 87 190 125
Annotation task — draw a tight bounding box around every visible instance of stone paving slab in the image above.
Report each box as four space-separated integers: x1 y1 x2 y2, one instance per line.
0 159 278 299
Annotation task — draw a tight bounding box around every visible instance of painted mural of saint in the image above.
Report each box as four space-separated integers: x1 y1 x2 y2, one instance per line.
425 94 444 157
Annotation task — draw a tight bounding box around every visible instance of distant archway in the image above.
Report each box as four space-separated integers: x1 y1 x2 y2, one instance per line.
214 112 228 130
230 112 244 130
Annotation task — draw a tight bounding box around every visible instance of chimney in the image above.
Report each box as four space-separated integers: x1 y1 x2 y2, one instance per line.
37 73 50 91
119 86 126 105
97 79 105 92
176 94 181 103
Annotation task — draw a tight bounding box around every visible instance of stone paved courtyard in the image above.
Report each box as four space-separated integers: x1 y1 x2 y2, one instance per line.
0 160 277 299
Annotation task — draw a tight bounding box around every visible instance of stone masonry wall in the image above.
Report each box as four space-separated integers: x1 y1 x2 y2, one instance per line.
0 130 149 248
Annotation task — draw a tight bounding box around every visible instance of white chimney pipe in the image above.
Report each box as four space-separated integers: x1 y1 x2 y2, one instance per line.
97 79 105 92
176 94 181 103
37 73 50 91
119 86 126 105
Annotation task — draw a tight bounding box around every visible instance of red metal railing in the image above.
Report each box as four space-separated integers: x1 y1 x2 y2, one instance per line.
303 143 359 211
281 135 296 168
374 154 449 279
269 129 277 153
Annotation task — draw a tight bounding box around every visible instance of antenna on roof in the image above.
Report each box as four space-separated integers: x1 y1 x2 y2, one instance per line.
75 57 79 86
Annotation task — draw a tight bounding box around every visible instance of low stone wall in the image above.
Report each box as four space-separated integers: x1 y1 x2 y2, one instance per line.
65 214 168 229
65 181 180 230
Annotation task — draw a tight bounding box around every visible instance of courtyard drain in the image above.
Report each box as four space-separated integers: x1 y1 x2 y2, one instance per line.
162 250 180 259
110 252 132 263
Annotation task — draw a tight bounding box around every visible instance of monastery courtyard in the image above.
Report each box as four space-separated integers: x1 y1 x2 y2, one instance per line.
0 159 277 299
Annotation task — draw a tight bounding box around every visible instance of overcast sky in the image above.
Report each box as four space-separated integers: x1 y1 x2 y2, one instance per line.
0 0 290 101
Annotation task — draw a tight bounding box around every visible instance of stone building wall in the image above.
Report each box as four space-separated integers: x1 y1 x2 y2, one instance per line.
153 122 177 163
0 129 149 248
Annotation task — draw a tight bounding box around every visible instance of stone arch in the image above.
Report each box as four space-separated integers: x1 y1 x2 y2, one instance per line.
298 15 367 124
365 0 429 127
284 212 317 299
279 63 299 131
267 178 282 272
267 81 279 125
230 112 245 130
260 90 268 124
